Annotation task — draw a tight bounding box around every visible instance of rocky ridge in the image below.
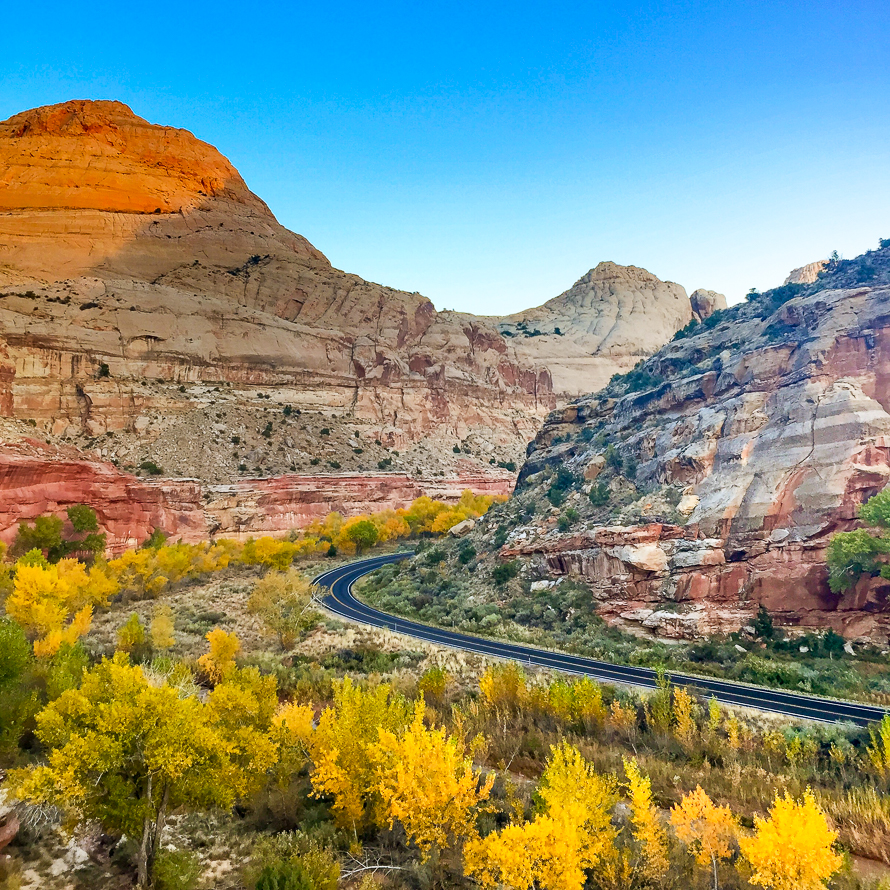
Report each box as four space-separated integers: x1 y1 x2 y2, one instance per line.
495 245 890 643
0 100 710 540
494 262 694 397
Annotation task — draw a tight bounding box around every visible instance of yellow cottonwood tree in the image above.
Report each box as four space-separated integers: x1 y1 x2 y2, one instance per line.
198 627 240 682
739 790 842 890
10 655 278 889
308 678 411 830
149 603 175 650
248 568 319 649
464 742 617 890
624 757 669 882
116 613 146 654
672 686 697 749
866 714 890 777
7 559 118 656
375 700 493 857
670 786 738 889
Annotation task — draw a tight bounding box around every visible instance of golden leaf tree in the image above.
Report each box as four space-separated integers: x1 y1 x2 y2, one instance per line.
10 655 278 888
464 742 617 890
623 757 670 882
197 627 240 683
7 558 118 656
739 790 842 890
374 699 493 858
670 786 738 889
308 677 411 831
248 568 320 649
149 603 175 650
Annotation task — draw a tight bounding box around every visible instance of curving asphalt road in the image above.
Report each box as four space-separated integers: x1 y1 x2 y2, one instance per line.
314 552 890 728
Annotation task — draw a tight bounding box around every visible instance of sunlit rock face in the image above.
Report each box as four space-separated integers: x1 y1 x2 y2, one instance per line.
0 100 701 536
513 248 890 643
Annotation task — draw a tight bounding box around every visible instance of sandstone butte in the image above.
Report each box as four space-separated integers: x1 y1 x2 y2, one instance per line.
506 247 890 643
0 99 711 543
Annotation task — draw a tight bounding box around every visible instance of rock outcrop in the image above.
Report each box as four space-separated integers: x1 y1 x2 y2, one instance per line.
495 263 694 397
784 260 828 285
511 245 890 643
689 288 727 320
0 431 514 552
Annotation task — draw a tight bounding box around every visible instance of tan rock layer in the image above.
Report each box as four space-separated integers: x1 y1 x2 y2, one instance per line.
519 276 890 642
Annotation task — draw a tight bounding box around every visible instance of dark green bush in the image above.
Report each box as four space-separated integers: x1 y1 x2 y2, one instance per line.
589 483 610 507
492 560 520 586
458 544 477 565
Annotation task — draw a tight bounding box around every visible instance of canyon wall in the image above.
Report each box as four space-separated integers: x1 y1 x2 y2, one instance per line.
0 99 704 538
0 435 513 553
506 249 890 642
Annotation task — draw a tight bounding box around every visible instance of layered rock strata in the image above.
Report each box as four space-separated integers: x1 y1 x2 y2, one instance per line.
0 99 706 536
0 435 514 553
511 249 890 642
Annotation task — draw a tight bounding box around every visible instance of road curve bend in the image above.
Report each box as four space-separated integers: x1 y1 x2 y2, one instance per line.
314 552 889 728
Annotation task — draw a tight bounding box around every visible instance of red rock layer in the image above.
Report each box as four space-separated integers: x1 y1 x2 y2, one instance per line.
0 441 513 554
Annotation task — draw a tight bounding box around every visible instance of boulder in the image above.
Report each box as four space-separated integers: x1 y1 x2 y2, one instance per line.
448 518 476 537
689 289 727 320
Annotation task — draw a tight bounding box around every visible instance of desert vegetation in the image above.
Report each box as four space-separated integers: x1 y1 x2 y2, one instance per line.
1 491 889 889
357 534 890 706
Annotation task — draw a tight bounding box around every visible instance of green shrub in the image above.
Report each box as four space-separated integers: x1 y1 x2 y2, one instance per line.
604 445 623 473
250 832 339 890
623 363 663 393
558 508 579 532
140 460 163 476
492 560 520 586
753 604 774 640
458 544 476 565
256 861 314 890
589 483 610 507
547 466 577 505
154 849 201 890
826 528 890 593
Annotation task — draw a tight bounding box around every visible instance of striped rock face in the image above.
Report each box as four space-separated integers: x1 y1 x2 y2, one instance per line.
510 248 890 643
0 100 699 540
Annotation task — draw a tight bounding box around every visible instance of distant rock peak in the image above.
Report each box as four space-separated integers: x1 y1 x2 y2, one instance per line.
689 288 727 320
784 260 828 285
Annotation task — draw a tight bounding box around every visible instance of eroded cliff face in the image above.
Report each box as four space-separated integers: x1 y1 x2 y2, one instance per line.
506 249 890 643
0 428 514 553
0 100 558 455
0 99 704 539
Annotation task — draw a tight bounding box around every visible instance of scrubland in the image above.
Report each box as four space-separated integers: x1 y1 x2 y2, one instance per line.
1 499 889 890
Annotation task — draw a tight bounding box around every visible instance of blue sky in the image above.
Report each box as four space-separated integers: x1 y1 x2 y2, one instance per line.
2 1 888 312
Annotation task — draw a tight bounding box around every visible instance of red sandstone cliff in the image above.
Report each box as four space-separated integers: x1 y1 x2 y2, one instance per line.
502 249 890 643
0 99 701 537
0 435 514 553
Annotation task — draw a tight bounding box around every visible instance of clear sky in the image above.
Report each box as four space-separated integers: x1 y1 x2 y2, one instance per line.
2 1 888 312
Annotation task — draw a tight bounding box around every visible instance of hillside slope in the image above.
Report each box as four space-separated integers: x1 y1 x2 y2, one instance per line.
496 246 890 642
0 100 704 540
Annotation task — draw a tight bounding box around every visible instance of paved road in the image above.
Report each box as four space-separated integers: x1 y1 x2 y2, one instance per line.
315 552 890 728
